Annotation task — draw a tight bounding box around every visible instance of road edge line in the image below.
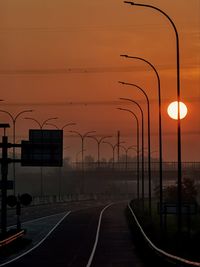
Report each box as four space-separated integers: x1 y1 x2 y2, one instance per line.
0 211 71 267
86 203 113 267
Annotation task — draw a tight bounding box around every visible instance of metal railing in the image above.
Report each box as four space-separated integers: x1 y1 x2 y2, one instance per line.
70 161 200 171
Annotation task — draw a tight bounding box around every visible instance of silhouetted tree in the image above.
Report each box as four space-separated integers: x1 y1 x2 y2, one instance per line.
154 177 197 203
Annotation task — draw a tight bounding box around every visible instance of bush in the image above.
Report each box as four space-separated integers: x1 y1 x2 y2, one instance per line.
154 177 197 203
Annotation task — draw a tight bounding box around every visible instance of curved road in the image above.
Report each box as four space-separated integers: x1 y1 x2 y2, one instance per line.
3 202 146 267
90 202 145 267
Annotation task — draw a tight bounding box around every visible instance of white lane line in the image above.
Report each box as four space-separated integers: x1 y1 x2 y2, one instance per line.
128 203 200 266
0 211 71 267
8 212 68 229
21 212 67 225
86 203 113 267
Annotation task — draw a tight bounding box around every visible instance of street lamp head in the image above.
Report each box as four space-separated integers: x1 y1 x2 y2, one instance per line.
84 130 96 136
117 107 134 115
118 81 125 85
44 122 58 129
119 97 129 101
61 122 77 130
104 135 112 139
124 1 135 5
69 130 82 136
120 54 128 58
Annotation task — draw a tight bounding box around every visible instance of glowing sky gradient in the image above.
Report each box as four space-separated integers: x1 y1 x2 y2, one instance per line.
0 0 199 161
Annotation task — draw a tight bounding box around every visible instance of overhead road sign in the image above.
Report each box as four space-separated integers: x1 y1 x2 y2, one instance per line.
21 129 63 166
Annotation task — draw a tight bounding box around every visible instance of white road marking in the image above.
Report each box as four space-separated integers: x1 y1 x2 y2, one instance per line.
0 211 71 267
86 203 113 267
128 203 200 267
8 211 68 229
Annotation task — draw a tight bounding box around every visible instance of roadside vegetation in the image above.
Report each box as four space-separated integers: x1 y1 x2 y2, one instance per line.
129 177 200 262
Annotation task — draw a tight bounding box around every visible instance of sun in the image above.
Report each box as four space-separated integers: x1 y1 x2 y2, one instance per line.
167 101 188 120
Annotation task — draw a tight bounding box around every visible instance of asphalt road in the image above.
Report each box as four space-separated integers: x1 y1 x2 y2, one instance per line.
2 202 147 267
6 200 108 226
90 202 146 267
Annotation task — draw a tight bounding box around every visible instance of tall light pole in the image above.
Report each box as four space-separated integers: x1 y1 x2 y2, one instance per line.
87 135 112 167
44 122 76 200
0 109 33 194
119 81 152 215
102 141 125 169
124 0 182 233
117 108 140 201
76 149 86 163
24 116 58 197
120 97 145 208
70 130 95 194
103 141 116 165
119 144 137 170
120 54 163 223
69 130 96 170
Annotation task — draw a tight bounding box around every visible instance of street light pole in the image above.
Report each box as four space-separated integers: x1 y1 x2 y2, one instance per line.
120 54 163 224
120 97 145 209
102 141 125 169
43 122 76 200
117 108 140 201
119 81 152 215
76 149 86 163
69 130 96 169
24 116 58 197
120 144 137 170
124 0 182 233
70 130 95 194
102 142 115 165
0 109 33 194
87 135 112 167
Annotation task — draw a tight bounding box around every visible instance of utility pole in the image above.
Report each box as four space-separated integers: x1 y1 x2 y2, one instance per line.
117 131 120 162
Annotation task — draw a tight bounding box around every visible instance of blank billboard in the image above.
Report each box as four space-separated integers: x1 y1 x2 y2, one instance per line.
21 130 63 166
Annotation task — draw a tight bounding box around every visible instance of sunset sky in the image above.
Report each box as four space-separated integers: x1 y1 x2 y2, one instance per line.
0 0 199 162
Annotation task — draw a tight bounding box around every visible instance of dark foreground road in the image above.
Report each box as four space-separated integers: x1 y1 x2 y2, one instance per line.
2 202 147 267
90 202 146 267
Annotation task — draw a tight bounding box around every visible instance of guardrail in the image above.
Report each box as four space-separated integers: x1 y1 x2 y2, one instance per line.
128 203 200 266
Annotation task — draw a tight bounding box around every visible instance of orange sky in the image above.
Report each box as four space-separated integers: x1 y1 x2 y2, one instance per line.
0 0 199 161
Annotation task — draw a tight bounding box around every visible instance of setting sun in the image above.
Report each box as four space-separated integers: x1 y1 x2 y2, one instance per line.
167 101 188 120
